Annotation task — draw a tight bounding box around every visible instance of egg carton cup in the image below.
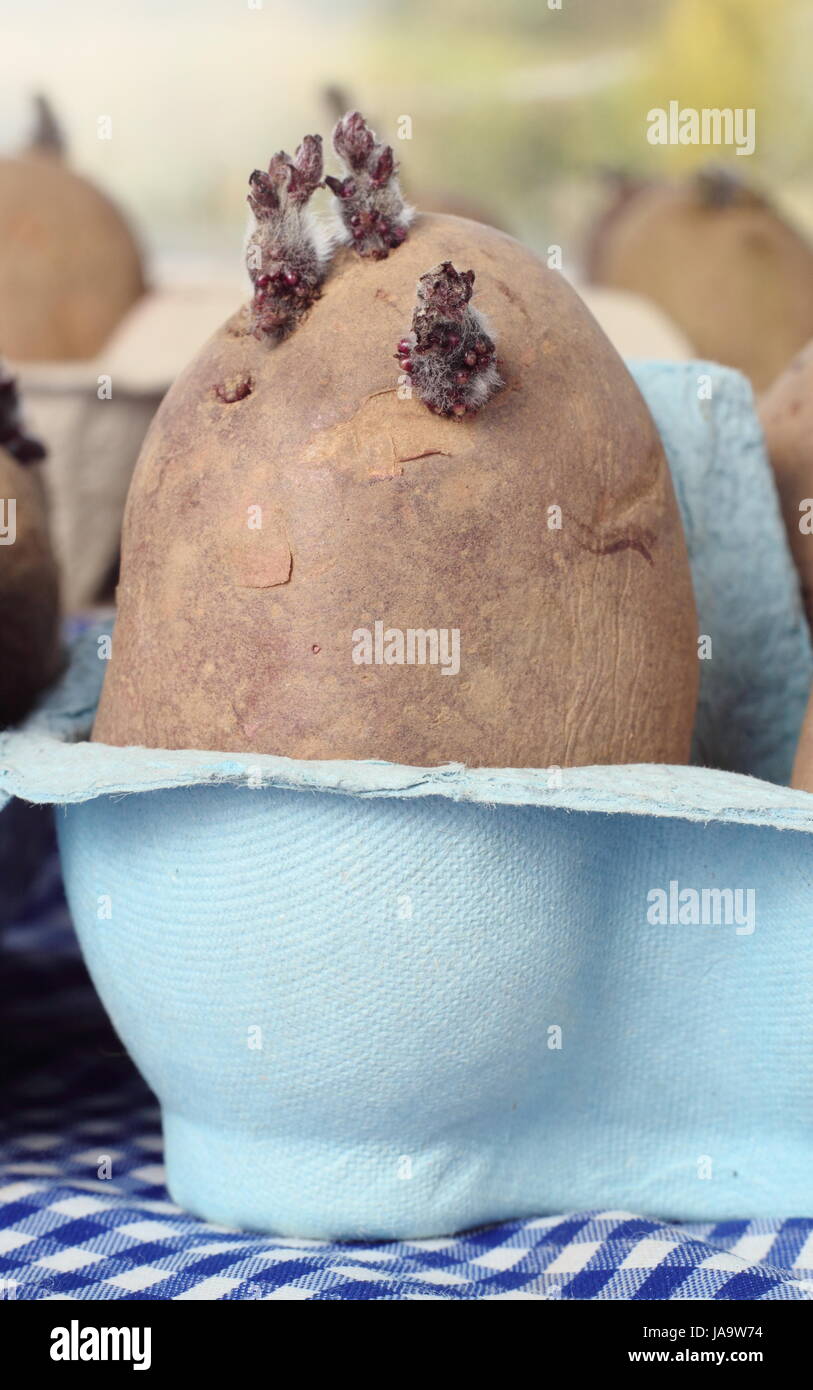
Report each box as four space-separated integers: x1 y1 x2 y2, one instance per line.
18 284 241 610
1 361 812 1239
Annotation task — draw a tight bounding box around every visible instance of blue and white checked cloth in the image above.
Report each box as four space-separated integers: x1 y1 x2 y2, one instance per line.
1 836 812 1302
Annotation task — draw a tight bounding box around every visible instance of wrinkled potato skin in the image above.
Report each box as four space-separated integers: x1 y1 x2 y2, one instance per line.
95 213 698 768
591 184 813 391
0 448 61 727
0 154 144 361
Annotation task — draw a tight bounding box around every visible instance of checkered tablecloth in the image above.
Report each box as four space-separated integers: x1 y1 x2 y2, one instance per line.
1 827 811 1302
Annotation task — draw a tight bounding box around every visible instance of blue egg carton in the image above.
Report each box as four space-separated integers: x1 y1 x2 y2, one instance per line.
1 361 812 1239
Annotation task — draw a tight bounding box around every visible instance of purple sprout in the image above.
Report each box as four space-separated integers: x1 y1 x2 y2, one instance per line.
246 135 326 340
325 112 412 260
396 262 501 418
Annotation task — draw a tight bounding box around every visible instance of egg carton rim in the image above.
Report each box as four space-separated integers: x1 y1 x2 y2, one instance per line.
0 624 811 832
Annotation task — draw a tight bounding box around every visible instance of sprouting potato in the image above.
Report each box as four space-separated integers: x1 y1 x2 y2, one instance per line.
93 115 698 767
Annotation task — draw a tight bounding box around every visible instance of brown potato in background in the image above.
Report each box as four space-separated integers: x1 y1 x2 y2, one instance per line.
0 151 144 361
590 180 813 392
0 447 61 727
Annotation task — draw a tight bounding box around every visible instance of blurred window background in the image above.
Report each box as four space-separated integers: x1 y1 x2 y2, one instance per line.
2 0 811 283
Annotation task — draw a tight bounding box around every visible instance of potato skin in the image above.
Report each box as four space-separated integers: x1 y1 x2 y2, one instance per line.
760 340 813 792
759 339 813 630
0 448 60 728
792 694 813 791
591 184 813 391
0 154 144 361
94 213 698 767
